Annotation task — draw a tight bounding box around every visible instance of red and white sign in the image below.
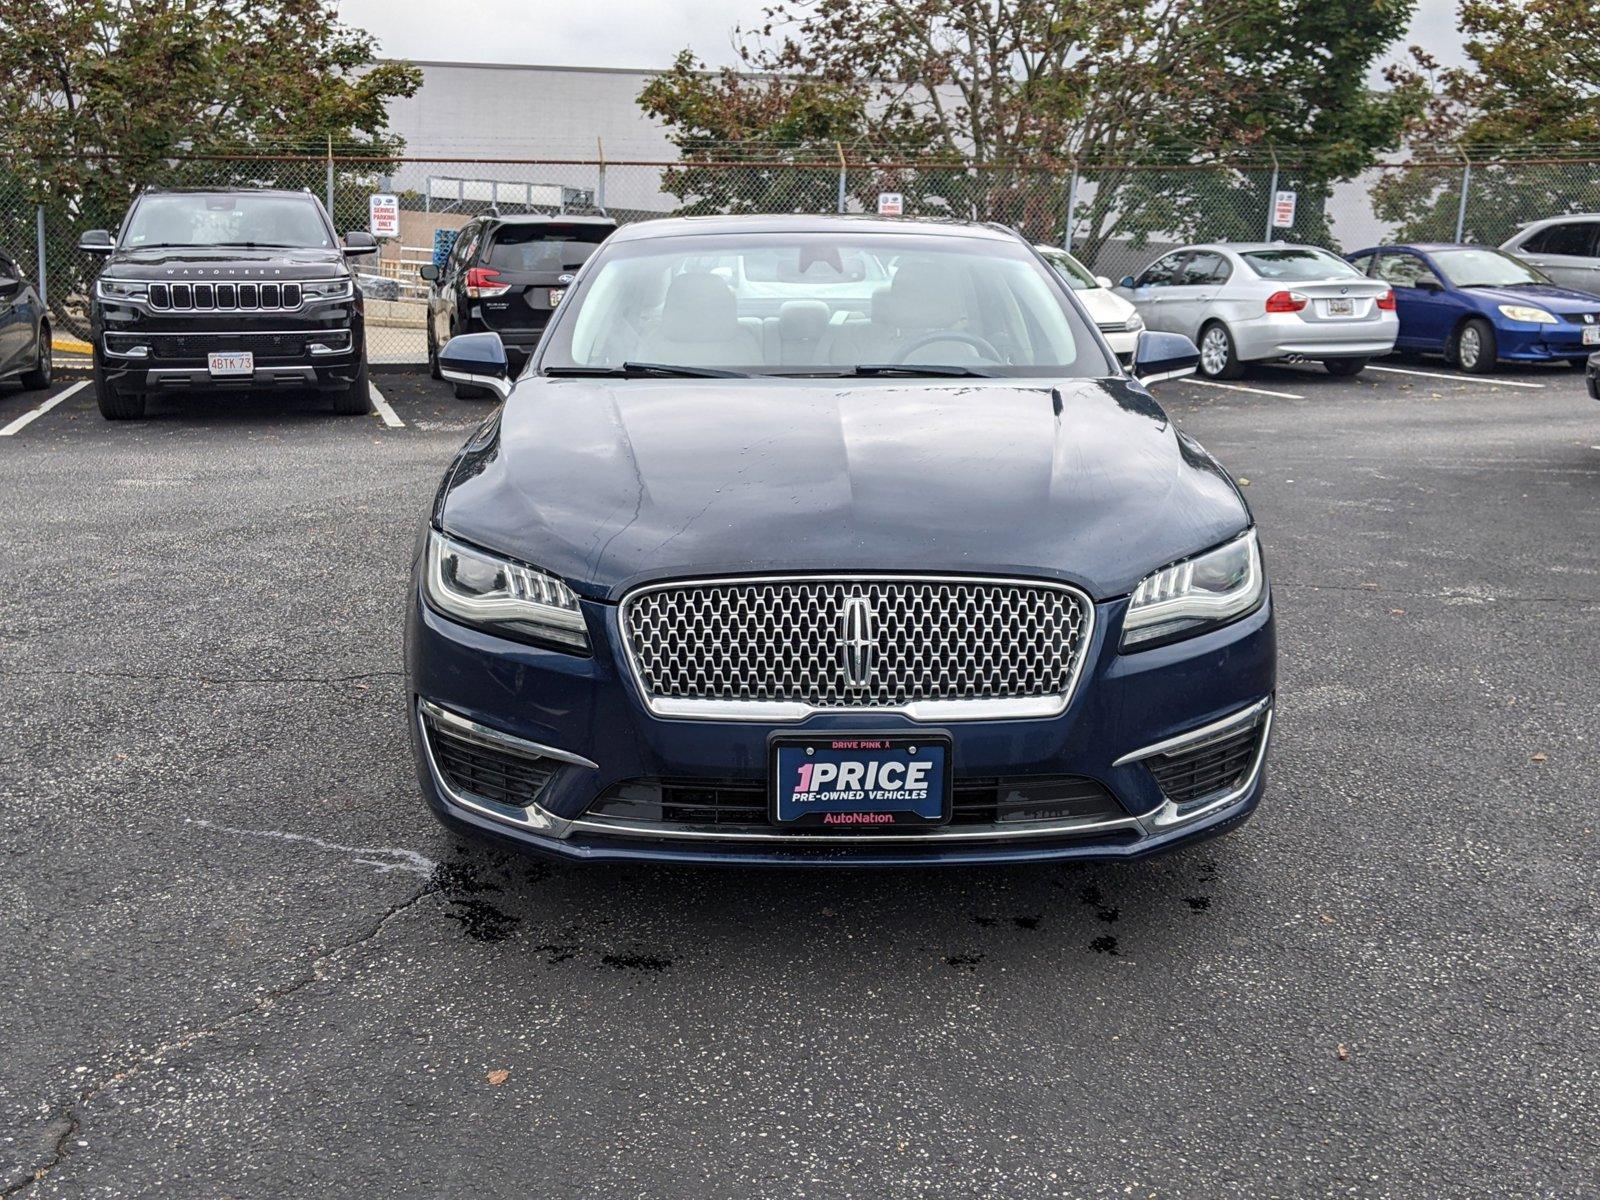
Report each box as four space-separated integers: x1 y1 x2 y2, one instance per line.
369 193 400 239
1272 190 1298 229
877 192 904 217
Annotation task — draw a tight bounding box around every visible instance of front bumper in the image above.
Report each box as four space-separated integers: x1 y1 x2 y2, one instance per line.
1493 321 1600 363
405 584 1277 866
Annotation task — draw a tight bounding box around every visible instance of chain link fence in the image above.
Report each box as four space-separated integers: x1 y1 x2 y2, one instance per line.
4 152 1599 365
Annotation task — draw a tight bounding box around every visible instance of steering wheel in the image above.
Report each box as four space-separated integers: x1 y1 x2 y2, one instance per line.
891 331 1001 364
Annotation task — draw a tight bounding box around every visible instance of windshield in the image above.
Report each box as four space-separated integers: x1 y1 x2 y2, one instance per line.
538 231 1110 378
1431 249 1551 288
121 193 333 250
1038 248 1099 291
1241 247 1365 282
483 223 613 272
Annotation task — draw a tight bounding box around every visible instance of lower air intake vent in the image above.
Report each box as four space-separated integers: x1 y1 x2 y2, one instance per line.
423 711 556 808
1145 717 1266 807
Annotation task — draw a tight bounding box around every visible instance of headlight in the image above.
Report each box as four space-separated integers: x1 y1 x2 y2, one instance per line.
1497 304 1557 324
423 530 588 651
1123 529 1264 649
1126 311 1145 331
302 277 355 301
96 277 149 302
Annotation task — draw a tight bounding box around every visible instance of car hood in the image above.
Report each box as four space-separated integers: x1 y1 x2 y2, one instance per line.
1075 287 1138 324
1461 282 1600 312
438 376 1251 601
101 246 348 279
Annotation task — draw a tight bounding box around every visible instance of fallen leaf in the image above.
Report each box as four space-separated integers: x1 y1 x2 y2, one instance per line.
1530 752 1548 764
1318 913 1335 925
1237 477 1250 486
1337 1044 1350 1062
1389 608 1406 616
486 1069 510 1086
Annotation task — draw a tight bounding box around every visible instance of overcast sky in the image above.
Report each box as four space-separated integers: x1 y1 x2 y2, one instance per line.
336 0 1466 77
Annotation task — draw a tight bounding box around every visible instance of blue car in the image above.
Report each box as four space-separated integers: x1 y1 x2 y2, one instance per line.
407 215 1275 867
1347 243 1600 373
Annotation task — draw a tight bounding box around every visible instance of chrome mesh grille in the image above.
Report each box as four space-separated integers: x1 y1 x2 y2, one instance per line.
622 576 1091 713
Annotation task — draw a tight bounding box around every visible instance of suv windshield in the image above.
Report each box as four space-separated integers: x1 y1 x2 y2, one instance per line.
483 223 613 273
121 193 333 250
1241 247 1364 282
539 231 1110 378
1431 249 1550 288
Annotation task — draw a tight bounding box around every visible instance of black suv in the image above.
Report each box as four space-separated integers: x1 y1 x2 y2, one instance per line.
81 188 378 420
421 213 615 393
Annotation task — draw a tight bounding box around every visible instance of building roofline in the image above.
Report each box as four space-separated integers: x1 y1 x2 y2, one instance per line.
382 58 666 77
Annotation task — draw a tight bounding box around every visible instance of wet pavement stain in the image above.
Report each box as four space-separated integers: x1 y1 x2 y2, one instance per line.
1011 915 1041 930
943 953 983 971
433 858 522 944
532 943 581 965
600 953 672 972
971 914 998 928
1077 885 1119 925
1183 896 1212 912
1089 935 1119 956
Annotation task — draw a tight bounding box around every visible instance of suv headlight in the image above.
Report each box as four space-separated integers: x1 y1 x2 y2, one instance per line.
302 277 354 301
1122 529 1264 649
423 530 589 651
1497 304 1557 324
1126 310 1145 331
96 278 150 302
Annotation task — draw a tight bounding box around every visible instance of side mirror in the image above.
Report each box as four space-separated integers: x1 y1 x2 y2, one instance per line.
1586 351 1599 401
1118 275 1137 289
78 229 115 254
1131 330 1200 385
439 331 513 400
1095 275 1114 289
343 231 379 256
418 263 439 282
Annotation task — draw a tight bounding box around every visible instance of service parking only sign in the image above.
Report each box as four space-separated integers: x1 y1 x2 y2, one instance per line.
877 192 904 216
369 193 400 239
1272 190 1297 229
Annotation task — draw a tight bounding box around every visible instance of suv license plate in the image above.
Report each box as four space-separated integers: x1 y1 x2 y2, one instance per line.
1325 298 1355 316
548 288 565 308
208 351 254 377
769 735 951 828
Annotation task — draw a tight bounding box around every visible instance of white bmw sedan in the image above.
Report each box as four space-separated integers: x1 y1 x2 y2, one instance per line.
1114 243 1398 379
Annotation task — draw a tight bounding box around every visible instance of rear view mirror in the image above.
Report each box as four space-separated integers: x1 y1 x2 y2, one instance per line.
1131 331 1200 385
1118 276 1136 289
419 263 439 282
78 229 115 254
1096 275 1114 289
439 331 513 400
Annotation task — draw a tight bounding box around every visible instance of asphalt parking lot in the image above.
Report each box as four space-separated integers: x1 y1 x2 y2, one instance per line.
2 360 1596 1198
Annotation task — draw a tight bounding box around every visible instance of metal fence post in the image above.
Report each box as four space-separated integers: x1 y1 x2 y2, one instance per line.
836 143 847 214
325 134 335 220
1454 157 1473 242
1063 166 1079 252
1264 156 1279 241
596 138 607 211
35 204 48 308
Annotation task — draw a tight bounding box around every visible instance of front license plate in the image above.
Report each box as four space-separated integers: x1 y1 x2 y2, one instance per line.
770 735 951 827
1325 298 1355 317
208 351 254 377
1583 326 1600 346
548 288 565 308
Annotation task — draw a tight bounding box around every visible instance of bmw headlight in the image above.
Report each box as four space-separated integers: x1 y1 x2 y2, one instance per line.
96 277 150 302
1123 530 1264 649
302 277 355 301
424 530 589 651
1497 304 1557 324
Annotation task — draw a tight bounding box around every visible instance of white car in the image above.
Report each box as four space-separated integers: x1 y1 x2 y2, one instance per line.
1035 244 1144 360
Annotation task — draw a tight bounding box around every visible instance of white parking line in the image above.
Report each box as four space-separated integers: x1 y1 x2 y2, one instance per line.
1367 365 1544 389
1188 379 1305 400
368 381 404 428
0 380 89 437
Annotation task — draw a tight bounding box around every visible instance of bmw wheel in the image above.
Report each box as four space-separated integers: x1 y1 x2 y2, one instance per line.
1198 322 1244 380
1453 318 1497 375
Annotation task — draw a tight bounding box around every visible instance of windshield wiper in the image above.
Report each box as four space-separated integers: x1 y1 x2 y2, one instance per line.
543 362 749 379
850 363 993 377
210 242 301 249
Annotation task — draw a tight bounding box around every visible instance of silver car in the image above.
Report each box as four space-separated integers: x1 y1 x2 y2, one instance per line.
1499 215 1600 295
1115 243 1398 379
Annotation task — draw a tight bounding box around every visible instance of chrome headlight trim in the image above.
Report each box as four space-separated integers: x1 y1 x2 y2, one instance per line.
96 277 151 302
423 529 589 652
1122 529 1264 650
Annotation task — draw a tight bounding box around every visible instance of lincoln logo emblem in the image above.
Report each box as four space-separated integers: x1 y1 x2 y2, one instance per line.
840 594 875 689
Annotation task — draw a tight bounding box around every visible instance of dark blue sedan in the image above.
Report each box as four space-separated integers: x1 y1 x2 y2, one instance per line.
1347 243 1600 373
407 215 1275 866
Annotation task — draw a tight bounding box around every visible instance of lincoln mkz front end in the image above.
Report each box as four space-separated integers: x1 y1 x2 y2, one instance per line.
405 216 1276 866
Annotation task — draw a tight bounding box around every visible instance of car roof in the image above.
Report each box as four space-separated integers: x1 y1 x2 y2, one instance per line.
608 213 1022 244
1353 243 1485 254
1518 213 1600 226
480 213 617 228
138 187 316 199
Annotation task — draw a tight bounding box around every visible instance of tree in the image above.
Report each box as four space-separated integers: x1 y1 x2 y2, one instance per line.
0 0 421 326
1374 0 1600 243
639 0 1418 264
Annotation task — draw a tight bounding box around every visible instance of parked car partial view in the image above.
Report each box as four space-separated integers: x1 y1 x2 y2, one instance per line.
1499 214 1600 294
407 214 1276 868
81 188 378 420
1347 243 1600 373
0 248 53 392
1034 244 1144 360
1114 243 1397 379
420 212 617 393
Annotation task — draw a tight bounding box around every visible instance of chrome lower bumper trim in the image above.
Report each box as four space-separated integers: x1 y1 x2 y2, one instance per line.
564 811 1143 845
1118 697 1273 831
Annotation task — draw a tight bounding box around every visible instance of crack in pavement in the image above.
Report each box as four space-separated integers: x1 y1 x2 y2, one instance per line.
1276 580 1599 605
0 668 405 687
0 883 438 1196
